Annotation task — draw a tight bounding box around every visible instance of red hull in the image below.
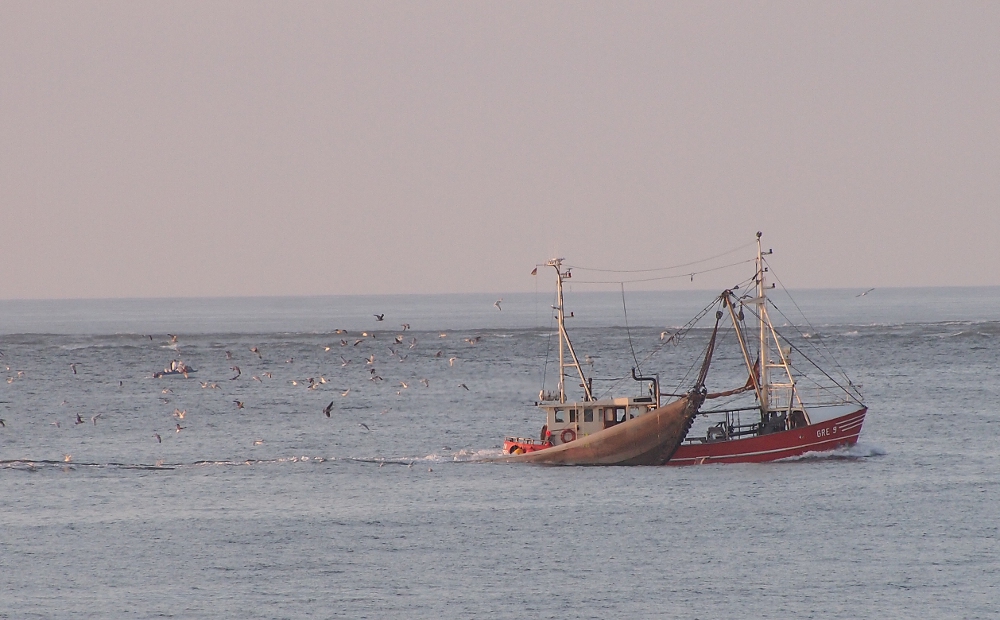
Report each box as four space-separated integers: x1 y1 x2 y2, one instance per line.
669 407 867 465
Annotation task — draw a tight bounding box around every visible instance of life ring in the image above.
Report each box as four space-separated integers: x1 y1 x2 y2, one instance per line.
560 428 576 443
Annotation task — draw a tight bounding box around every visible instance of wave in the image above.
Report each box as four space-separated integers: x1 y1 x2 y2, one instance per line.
777 442 886 463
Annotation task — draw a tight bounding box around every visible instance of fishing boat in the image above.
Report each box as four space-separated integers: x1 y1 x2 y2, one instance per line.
496 258 705 465
668 234 867 465
498 233 867 466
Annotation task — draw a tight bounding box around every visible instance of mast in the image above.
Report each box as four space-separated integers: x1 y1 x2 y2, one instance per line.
547 258 593 403
756 232 770 415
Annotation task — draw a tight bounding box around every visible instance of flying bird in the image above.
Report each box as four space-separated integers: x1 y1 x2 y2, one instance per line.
173 409 186 419
374 314 385 321
91 414 102 425
70 363 77 374
358 423 371 431
250 346 262 358
75 413 85 425
234 400 244 409
341 388 351 397
494 299 502 311
175 424 184 432
458 383 469 391
856 288 876 297
154 433 161 443
448 357 457 366
324 401 334 417
401 323 410 331
230 366 241 380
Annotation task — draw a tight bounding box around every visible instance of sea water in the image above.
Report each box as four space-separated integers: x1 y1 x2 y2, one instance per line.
1 288 998 619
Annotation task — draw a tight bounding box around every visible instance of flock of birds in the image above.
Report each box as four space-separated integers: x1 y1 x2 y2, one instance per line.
1 303 508 464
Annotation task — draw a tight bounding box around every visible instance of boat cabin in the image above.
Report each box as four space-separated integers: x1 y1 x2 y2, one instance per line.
541 396 658 444
504 395 659 454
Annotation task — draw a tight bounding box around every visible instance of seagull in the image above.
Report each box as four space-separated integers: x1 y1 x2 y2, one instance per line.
856 288 875 297
250 346 262 358
366 354 375 365
154 433 161 443
341 388 351 397
263 372 272 379
449 357 457 366
162 388 172 394
494 298 502 311
75 413 85 425
353 340 363 347
341 356 351 367
420 378 429 387
439 333 447 338
435 350 443 357
374 314 385 321
0 418 5 427
64 454 72 462
51 421 61 428
369 375 383 382
358 423 371 431
225 351 233 360
91 414 102 425
399 381 409 389
234 400 244 409
70 363 77 374
230 366 241 380
340 340 348 346
458 383 469 391
253 439 264 446
324 401 334 417
175 424 184 432
168 334 178 343
464 336 481 345
173 409 186 419
252 375 262 382
401 323 410 331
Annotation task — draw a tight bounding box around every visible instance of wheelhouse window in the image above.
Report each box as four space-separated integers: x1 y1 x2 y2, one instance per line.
554 409 564 423
569 409 577 423
629 406 642 419
584 408 594 422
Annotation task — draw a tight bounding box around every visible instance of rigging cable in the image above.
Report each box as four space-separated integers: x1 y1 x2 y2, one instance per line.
566 241 756 274
762 258 863 400
571 258 755 285
621 283 641 375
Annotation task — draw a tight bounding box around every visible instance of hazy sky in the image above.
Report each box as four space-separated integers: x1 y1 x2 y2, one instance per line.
1 1 997 299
